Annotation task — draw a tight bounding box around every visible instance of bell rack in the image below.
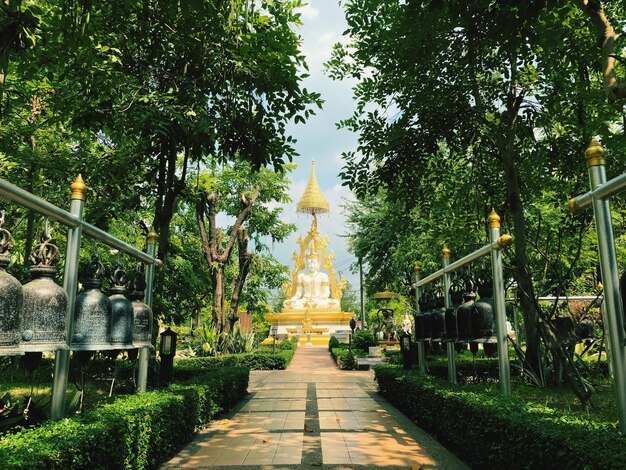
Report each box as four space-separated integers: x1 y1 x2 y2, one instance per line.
0 176 158 420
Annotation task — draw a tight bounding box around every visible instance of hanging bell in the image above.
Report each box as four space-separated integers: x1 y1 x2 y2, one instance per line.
0 215 23 356
456 276 476 341
471 270 496 342
0 217 24 356
21 232 68 352
430 287 446 341
576 316 596 343
130 267 153 349
414 294 429 341
72 254 113 351
108 264 134 349
444 278 463 342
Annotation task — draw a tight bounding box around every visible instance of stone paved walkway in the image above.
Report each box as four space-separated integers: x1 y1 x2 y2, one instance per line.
161 348 469 469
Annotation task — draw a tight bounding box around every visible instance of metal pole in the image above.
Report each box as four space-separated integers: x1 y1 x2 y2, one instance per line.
585 140 626 433
138 228 158 392
570 171 626 214
601 301 613 378
442 246 457 384
359 259 365 328
415 269 426 373
51 175 86 419
489 209 511 396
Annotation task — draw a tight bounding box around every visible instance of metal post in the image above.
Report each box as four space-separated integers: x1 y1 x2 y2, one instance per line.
415 268 426 373
442 246 457 384
138 228 158 392
585 140 626 433
51 175 86 419
489 209 511 396
359 259 365 328
600 301 613 378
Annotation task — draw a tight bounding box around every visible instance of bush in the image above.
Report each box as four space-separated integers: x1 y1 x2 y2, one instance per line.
328 336 340 351
374 365 626 469
175 346 297 372
330 348 357 370
352 330 377 351
0 367 249 470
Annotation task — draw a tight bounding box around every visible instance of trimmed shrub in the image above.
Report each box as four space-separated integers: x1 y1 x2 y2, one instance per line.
175 347 296 373
352 330 377 351
0 367 248 470
374 365 626 469
328 336 340 351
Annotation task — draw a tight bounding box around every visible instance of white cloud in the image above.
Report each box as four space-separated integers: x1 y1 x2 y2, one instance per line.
297 3 319 19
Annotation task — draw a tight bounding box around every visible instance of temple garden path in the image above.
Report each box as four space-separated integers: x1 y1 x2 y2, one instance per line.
162 347 469 469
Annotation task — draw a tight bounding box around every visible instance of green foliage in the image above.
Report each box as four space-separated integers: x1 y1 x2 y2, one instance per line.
352 330 377 351
328 336 340 351
176 340 298 372
374 366 626 469
0 367 249 470
334 349 356 370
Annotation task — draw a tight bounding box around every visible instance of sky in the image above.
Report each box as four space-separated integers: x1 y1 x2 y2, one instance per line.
270 1 361 292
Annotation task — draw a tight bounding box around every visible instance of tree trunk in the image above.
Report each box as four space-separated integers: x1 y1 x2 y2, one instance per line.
498 59 542 373
227 227 253 333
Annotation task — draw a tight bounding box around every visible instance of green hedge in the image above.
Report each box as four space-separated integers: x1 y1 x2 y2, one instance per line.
176 345 297 373
0 366 249 470
375 365 626 469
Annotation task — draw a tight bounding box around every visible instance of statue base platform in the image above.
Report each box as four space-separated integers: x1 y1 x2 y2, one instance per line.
264 309 355 347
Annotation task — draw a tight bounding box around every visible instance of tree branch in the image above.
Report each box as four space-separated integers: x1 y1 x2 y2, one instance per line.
573 0 626 101
216 185 260 264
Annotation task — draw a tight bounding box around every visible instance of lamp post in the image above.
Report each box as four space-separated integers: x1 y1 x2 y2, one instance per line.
349 317 356 351
159 327 177 383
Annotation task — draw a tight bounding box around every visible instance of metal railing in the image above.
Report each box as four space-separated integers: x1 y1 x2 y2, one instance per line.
0 175 158 419
413 210 513 395
568 139 626 434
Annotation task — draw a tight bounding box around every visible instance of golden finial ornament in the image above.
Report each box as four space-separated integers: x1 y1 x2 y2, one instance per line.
414 262 421 274
488 209 501 228
568 197 579 214
296 160 330 215
585 138 606 167
147 228 158 244
70 174 87 200
442 245 451 259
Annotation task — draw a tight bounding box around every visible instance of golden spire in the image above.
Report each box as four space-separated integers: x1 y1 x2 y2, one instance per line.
70 174 87 200
488 208 501 228
296 160 329 215
585 138 605 167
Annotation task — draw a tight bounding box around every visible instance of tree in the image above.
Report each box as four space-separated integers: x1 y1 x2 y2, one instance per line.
195 163 295 332
328 0 626 374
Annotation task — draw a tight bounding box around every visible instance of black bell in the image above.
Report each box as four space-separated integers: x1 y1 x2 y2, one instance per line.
576 316 596 343
444 278 463 341
130 267 153 349
0 216 23 356
21 233 68 352
72 254 112 351
456 277 475 341
471 271 496 342
414 295 427 341
108 265 134 348
430 288 446 341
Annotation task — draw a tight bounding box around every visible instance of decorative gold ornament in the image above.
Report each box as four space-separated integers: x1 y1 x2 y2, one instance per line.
488 209 501 229
585 138 606 167
296 160 330 215
442 245 451 259
568 197 579 214
147 228 158 244
372 289 397 300
70 174 87 200
497 234 513 248
414 262 421 274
